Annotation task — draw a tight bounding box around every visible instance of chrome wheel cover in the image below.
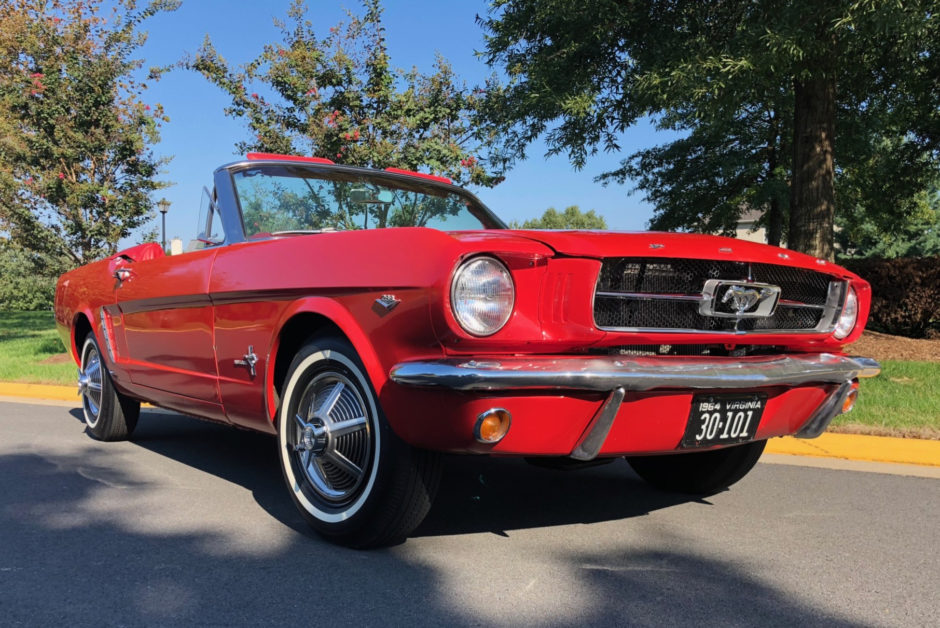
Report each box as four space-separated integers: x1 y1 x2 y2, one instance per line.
291 372 372 505
79 342 103 427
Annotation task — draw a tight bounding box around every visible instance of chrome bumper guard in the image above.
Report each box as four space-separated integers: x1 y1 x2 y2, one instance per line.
390 353 881 460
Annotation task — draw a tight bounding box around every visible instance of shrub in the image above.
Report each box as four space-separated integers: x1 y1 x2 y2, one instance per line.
0 246 57 311
842 257 940 338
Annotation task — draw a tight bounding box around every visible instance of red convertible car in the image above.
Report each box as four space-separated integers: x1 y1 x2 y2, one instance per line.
56 153 881 547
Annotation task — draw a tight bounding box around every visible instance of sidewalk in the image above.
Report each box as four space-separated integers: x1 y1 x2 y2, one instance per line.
1 381 937 468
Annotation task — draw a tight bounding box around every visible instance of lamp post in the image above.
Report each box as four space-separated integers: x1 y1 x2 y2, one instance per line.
157 198 170 252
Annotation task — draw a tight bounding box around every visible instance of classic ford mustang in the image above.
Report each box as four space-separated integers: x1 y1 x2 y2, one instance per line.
55 153 881 547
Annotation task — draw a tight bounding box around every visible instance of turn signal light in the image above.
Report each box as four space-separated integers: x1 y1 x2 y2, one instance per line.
841 382 860 414
474 408 512 444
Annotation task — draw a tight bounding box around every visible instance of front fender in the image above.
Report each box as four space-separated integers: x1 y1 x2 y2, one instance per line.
266 296 389 422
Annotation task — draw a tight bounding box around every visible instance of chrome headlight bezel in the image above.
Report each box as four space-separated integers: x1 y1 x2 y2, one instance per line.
833 286 859 340
450 256 515 337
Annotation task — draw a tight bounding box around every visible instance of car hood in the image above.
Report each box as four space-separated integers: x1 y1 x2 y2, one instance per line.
449 229 847 276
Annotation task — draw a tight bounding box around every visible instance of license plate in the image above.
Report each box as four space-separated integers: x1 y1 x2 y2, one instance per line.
681 393 767 448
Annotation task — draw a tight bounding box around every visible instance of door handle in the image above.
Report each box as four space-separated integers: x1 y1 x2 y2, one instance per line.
113 268 132 282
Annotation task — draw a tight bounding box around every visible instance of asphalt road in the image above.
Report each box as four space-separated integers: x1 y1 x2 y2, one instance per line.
1 401 937 627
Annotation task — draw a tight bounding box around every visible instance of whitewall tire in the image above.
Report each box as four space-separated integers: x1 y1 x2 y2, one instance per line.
79 335 139 441
277 335 440 548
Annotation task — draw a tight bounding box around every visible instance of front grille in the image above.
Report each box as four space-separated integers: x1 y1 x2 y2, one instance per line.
594 258 842 334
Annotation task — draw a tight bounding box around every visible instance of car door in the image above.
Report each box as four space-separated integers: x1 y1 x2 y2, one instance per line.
113 246 221 404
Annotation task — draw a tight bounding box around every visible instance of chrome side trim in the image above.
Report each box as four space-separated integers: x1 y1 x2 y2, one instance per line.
390 354 881 392
570 387 625 461
794 381 854 439
99 307 115 363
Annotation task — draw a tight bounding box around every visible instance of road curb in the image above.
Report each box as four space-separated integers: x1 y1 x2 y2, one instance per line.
0 382 77 402
764 432 939 467
1 381 937 468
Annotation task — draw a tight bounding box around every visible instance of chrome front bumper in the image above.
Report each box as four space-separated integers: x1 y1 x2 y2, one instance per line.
390 353 881 459
390 353 882 392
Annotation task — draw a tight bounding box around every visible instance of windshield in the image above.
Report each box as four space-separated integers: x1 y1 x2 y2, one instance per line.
232 165 502 237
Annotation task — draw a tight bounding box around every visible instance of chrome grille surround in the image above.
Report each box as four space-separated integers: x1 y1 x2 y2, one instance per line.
593 258 845 334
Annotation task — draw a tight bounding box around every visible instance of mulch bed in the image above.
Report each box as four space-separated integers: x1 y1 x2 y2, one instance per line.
850 330 939 362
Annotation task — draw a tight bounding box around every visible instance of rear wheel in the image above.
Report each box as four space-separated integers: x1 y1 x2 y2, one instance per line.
626 440 766 495
277 335 440 548
79 335 139 441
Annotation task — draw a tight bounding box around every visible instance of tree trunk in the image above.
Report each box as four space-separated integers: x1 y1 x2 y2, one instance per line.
788 76 836 260
767 197 783 247
765 111 783 247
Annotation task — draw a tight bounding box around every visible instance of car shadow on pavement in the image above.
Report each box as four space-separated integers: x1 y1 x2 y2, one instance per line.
70 407 308 534
2 403 866 626
415 455 695 538
71 408 699 539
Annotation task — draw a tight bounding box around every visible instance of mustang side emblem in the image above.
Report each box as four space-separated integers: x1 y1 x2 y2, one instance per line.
234 345 258 378
699 280 781 318
375 294 400 310
372 294 401 316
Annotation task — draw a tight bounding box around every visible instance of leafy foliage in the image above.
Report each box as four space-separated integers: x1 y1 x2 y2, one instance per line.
0 240 56 311
480 1 940 259
606 103 790 244
511 205 607 230
0 0 177 269
189 0 505 188
838 183 940 258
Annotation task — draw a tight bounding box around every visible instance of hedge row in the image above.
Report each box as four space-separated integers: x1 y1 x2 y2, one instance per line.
841 256 940 338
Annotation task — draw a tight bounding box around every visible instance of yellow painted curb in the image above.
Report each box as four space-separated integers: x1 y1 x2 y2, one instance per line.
1 381 937 468
0 382 77 402
766 433 940 467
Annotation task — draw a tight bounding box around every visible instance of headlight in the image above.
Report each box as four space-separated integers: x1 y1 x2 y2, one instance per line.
833 286 858 340
451 256 514 336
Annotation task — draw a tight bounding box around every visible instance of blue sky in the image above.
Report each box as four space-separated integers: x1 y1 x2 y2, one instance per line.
133 0 668 245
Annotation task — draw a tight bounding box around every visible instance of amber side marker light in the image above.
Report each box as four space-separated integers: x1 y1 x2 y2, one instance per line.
842 381 860 414
475 408 512 444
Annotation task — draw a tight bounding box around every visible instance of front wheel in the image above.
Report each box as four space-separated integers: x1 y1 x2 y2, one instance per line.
626 440 766 495
276 335 440 548
79 335 139 441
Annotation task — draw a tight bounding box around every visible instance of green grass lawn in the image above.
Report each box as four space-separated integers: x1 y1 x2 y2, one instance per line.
832 360 940 438
1 310 937 437
0 310 75 385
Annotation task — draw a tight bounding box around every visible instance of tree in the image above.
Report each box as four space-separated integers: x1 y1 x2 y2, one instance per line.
189 0 505 188
837 181 940 258
511 205 607 230
0 0 176 269
0 238 56 310
480 1 940 259
604 100 790 244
